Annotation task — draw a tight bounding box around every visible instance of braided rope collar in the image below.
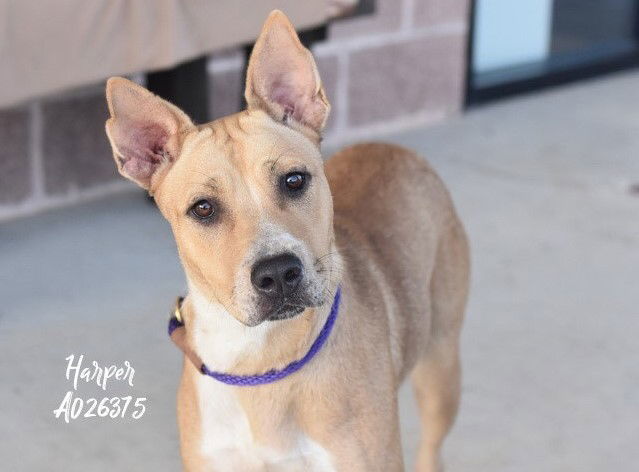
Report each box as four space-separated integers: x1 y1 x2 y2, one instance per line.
168 288 342 386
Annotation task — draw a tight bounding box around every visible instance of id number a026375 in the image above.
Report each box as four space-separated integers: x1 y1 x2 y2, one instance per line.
53 391 146 423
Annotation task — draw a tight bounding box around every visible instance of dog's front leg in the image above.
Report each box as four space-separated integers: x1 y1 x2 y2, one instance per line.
305 406 404 472
325 434 404 472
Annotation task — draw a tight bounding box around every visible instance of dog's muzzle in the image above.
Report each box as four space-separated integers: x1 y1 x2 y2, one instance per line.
250 253 307 321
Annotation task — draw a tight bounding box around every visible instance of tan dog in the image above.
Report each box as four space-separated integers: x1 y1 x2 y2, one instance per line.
105 10 469 472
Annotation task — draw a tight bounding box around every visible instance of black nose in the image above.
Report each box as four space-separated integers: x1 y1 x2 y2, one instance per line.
251 254 303 298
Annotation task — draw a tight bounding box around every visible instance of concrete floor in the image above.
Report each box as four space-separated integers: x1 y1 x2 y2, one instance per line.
2 71 639 471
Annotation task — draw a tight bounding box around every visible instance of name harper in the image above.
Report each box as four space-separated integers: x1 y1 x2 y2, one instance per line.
65 354 135 391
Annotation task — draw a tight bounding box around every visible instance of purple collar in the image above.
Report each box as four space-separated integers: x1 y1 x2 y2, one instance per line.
168 287 342 386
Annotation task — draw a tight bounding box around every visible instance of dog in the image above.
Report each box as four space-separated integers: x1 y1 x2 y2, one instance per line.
104 10 469 472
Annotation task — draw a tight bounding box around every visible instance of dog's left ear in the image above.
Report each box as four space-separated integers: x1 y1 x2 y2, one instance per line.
105 77 195 191
245 10 330 136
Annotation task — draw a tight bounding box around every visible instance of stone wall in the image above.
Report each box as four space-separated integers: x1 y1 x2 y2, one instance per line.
0 0 469 220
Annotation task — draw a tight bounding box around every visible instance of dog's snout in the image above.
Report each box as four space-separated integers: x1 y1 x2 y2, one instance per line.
251 254 303 298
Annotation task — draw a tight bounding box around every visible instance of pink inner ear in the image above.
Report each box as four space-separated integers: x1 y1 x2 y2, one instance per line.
259 57 325 130
115 120 170 184
271 78 315 124
271 80 297 117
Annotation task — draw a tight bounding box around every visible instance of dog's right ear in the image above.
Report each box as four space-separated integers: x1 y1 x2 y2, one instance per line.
244 10 330 137
105 77 194 191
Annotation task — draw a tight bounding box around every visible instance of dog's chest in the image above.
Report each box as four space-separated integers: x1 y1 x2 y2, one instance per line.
196 376 335 471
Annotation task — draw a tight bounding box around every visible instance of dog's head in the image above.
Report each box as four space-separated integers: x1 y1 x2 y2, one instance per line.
105 11 338 326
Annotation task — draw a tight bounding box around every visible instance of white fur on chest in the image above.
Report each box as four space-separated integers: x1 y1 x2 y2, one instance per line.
189 284 335 471
195 376 334 471
189 283 271 371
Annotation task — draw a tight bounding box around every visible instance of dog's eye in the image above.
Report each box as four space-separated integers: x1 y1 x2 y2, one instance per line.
285 173 305 190
281 172 309 195
190 199 216 220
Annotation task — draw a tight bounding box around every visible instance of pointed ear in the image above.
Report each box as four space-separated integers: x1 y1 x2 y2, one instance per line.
244 10 330 135
105 77 194 190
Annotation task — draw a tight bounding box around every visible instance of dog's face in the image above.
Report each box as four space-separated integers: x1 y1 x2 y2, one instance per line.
154 111 335 326
105 11 337 326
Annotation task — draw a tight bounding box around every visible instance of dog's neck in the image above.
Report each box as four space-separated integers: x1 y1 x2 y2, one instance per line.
186 281 337 376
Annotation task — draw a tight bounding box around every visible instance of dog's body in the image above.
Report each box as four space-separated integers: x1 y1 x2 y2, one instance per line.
177 141 469 472
105 11 468 472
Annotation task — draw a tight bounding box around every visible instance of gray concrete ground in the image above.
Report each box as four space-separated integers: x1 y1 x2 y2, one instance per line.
2 71 639 471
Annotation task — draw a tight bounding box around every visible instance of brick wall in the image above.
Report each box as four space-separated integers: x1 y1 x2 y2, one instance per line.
0 0 469 221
